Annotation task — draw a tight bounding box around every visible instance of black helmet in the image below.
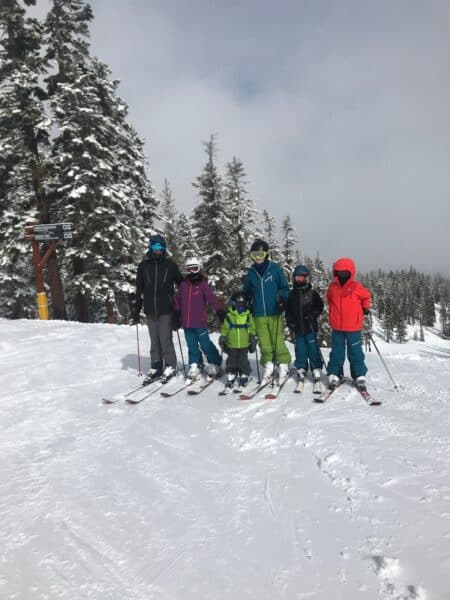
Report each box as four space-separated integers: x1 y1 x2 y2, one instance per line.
250 239 269 253
230 290 248 313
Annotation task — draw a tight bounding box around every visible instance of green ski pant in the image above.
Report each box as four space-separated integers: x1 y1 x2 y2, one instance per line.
254 315 291 365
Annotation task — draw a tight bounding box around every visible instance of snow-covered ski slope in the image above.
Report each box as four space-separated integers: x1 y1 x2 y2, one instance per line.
1 318 449 600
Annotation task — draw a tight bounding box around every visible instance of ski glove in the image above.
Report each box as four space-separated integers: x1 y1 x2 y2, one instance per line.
248 335 257 353
276 295 286 313
363 308 371 316
216 309 227 323
130 309 140 325
218 335 228 352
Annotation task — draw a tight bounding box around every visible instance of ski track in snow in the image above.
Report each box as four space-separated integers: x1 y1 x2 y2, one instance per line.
1 319 449 599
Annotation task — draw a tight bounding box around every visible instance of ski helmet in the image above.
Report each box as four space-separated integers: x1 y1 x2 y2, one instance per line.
185 256 202 273
230 290 248 313
148 234 166 254
250 239 269 253
250 239 269 261
293 264 310 287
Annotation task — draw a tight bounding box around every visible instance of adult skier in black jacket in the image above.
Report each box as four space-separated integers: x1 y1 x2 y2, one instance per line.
285 264 324 383
131 234 183 384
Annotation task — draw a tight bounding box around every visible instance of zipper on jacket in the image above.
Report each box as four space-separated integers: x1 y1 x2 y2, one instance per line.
154 262 158 317
187 281 192 328
253 266 267 317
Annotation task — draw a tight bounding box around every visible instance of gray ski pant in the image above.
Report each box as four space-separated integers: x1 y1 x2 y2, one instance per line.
146 314 177 368
225 348 251 376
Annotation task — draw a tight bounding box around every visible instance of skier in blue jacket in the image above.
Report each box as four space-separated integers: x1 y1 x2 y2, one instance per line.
243 239 291 382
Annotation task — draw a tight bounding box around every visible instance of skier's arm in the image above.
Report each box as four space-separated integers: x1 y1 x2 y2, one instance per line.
134 264 144 313
313 290 324 316
358 284 371 311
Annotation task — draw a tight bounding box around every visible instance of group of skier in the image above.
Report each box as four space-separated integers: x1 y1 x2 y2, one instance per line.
131 234 372 393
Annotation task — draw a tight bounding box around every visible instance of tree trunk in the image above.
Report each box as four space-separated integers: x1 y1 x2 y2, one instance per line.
46 250 67 319
73 256 89 322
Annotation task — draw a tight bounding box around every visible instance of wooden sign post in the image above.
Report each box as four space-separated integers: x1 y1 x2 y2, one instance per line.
25 221 73 320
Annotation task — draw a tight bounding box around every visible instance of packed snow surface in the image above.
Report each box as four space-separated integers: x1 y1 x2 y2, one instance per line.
1 318 449 599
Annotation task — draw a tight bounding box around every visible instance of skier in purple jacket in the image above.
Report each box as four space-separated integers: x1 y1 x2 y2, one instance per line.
174 257 226 379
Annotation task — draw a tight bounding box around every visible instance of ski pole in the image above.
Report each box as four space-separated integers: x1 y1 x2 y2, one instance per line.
135 324 143 376
176 329 186 377
270 313 282 387
368 331 399 389
254 343 261 383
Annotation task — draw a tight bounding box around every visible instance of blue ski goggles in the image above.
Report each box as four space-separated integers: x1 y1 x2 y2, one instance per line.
150 242 165 252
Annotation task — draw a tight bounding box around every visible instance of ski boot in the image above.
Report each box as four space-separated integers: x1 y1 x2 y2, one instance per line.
143 361 163 386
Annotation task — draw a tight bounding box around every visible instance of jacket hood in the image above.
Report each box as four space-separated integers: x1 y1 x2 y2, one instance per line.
333 257 356 280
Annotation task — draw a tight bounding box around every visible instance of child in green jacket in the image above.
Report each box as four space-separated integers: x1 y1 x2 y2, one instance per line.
218 291 257 389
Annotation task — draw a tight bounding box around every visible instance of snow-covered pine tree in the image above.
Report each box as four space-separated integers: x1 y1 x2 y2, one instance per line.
174 212 199 270
0 0 66 319
159 178 181 264
305 253 331 346
44 0 156 322
280 215 298 278
192 135 231 293
261 210 281 262
223 156 258 290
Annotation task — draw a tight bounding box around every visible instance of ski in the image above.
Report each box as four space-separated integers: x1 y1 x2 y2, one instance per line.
314 383 341 403
354 384 381 405
102 380 160 404
265 374 292 399
126 380 166 404
239 378 272 401
159 377 193 397
187 376 217 395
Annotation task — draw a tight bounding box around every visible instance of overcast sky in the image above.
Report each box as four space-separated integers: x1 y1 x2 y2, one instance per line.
32 0 450 274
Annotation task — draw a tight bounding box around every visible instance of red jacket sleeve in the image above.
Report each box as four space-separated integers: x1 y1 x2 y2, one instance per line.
356 283 371 310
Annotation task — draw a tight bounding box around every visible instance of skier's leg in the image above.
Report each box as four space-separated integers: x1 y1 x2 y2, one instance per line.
306 331 323 370
346 331 367 378
327 330 345 376
159 313 177 368
197 328 222 366
184 328 201 366
294 334 309 370
238 348 251 376
254 317 273 365
147 316 163 369
269 315 291 364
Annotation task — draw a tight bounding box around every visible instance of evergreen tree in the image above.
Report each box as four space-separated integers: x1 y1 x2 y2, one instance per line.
0 0 66 318
305 253 331 346
44 1 156 322
223 156 258 289
159 178 179 261
174 212 199 269
192 134 231 292
280 215 298 277
261 210 280 262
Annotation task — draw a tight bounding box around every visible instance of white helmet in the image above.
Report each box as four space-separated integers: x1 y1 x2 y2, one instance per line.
185 256 201 273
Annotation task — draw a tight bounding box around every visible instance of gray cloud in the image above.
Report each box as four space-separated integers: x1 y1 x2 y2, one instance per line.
31 0 450 273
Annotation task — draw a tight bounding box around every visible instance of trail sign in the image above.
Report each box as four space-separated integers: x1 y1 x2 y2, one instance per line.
32 223 72 241
24 221 73 319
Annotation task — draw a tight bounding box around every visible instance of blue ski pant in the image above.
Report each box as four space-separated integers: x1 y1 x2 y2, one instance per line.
184 328 222 367
294 332 323 371
327 330 367 379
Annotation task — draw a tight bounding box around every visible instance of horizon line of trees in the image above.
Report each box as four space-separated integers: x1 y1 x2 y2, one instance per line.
1 1 449 344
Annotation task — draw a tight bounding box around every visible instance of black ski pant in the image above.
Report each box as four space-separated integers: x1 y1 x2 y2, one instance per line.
146 314 177 368
225 348 251 376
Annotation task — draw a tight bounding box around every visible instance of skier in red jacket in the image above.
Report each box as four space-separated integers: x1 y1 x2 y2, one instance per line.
326 257 371 388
